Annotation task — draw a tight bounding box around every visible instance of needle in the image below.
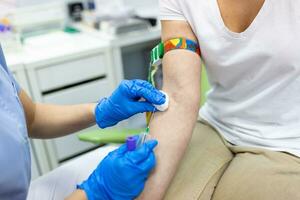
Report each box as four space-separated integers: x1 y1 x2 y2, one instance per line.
146 108 156 133
141 109 156 145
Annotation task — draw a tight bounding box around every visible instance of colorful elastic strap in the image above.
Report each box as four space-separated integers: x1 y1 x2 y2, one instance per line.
148 38 200 88
146 38 201 124
150 38 200 65
164 38 201 57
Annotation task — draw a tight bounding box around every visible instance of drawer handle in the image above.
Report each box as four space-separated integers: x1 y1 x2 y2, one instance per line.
42 75 107 95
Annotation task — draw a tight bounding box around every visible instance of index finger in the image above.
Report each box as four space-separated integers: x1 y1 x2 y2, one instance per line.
132 80 166 105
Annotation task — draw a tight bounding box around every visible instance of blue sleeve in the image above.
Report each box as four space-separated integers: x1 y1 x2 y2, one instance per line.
0 46 21 93
7 68 21 93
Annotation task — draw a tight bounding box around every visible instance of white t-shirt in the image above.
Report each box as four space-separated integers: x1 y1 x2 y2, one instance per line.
160 0 300 157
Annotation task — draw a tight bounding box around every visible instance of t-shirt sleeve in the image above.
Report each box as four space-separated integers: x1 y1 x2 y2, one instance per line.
159 0 186 21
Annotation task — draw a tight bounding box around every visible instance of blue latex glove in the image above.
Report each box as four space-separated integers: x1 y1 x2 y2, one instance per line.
78 140 158 200
95 79 166 128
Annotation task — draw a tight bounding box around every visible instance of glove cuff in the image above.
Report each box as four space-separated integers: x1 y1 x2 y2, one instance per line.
95 98 111 129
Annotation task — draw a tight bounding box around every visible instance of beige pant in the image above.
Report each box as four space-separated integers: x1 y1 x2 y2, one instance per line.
164 121 300 200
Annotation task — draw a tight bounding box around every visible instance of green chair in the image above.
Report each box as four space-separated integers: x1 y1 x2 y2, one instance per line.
78 128 145 144
201 65 210 106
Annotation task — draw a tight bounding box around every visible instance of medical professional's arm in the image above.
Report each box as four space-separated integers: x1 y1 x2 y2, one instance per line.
19 90 96 139
66 190 87 200
137 20 201 199
20 80 165 139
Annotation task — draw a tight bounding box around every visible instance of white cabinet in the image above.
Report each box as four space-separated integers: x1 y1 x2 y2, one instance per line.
25 37 116 171
36 54 108 92
43 78 112 161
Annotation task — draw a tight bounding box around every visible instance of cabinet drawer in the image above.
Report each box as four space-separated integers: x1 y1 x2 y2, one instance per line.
42 79 113 161
54 126 99 161
37 54 107 92
43 78 112 104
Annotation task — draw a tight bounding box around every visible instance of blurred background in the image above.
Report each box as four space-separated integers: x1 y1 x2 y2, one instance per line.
0 0 160 179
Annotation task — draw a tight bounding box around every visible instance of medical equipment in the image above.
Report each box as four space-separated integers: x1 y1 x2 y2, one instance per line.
8 2 65 37
94 0 135 20
138 105 156 147
153 90 169 111
136 128 150 148
68 2 84 22
97 18 150 35
126 136 137 151
125 126 153 151
86 0 96 10
0 18 22 52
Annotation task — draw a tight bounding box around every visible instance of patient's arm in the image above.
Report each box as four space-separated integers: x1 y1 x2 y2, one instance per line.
137 20 202 199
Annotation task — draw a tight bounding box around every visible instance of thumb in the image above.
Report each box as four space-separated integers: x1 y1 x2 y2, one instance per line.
144 140 158 151
133 102 157 113
115 144 128 155
125 140 158 164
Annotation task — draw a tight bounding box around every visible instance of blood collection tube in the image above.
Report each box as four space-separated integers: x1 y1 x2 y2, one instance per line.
126 136 137 151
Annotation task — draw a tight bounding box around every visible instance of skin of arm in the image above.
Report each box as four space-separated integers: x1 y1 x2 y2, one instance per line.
19 90 96 139
137 20 202 199
65 190 87 200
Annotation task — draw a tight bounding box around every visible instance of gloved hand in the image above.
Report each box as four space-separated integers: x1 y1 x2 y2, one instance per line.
95 79 166 128
78 140 158 200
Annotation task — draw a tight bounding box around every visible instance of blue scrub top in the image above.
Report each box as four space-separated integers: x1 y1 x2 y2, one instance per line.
0 46 31 200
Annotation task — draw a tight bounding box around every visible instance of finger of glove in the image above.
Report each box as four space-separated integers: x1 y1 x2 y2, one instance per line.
132 102 157 113
116 144 128 155
138 152 156 172
134 79 156 90
145 140 158 150
126 140 158 164
132 81 165 105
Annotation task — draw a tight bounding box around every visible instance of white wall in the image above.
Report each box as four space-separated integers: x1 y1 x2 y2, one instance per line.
16 0 62 7
0 0 63 17
123 0 158 8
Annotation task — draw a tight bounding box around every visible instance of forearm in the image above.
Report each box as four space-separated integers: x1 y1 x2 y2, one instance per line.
138 51 201 199
29 103 96 139
19 90 97 138
139 93 199 199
